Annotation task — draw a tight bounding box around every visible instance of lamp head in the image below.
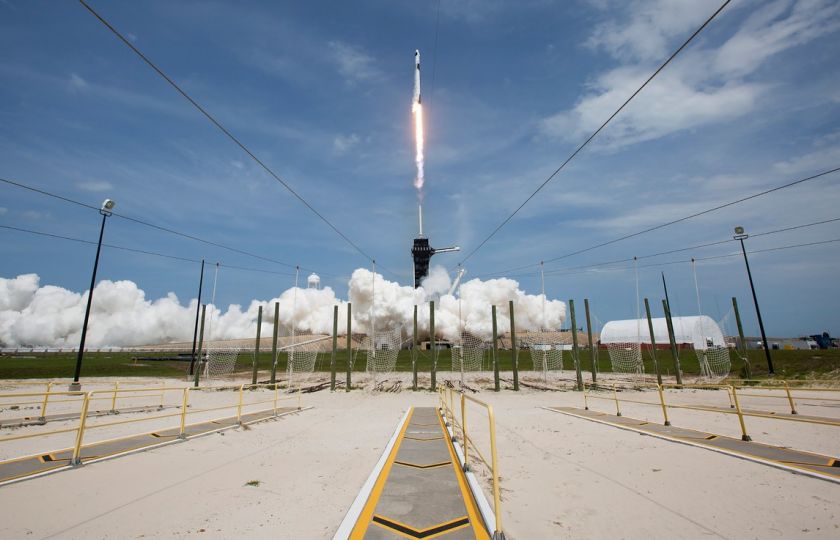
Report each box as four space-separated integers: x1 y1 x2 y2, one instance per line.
100 198 115 216
733 225 748 240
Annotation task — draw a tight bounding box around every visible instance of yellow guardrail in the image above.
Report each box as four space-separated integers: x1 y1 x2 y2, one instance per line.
583 382 840 442
0 382 302 467
438 387 503 538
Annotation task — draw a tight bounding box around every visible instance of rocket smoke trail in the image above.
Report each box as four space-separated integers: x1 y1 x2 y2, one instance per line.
413 49 424 196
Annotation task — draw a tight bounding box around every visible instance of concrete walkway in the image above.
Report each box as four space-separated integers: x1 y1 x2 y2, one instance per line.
348 406 490 539
548 406 840 482
0 406 300 484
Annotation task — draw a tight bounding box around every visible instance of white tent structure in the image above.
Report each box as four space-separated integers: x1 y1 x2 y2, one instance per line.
601 315 725 349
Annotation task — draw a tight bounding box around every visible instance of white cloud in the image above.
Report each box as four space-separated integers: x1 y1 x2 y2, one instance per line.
333 133 360 154
327 41 382 83
542 0 840 149
68 72 88 91
76 180 114 192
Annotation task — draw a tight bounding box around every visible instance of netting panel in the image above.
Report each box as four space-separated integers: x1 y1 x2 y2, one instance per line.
204 347 240 379
606 342 644 376
520 332 565 381
452 331 486 373
694 317 731 382
364 328 402 375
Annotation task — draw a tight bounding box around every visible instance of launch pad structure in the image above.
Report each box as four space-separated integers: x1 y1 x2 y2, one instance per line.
411 204 459 288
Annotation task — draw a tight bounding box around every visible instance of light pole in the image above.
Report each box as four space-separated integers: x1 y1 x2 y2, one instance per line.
734 226 773 375
70 198 115 390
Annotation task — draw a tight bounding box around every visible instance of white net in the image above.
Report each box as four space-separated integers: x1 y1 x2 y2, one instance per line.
364 328 403 376
452 331 487 374
694 317 731 382
203 347 240 379
520 332 565 381
606 341 644 377
285 336 321 388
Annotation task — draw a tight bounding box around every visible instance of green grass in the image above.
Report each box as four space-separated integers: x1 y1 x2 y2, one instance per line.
1 348 838 381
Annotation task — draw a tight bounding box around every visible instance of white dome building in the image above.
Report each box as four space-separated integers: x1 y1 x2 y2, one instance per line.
600 315 725 350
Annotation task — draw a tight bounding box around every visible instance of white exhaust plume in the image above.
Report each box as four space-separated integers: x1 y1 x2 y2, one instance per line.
0 268 565 348
412 49 425 196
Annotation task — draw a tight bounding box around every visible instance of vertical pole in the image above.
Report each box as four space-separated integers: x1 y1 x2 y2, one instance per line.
270 302 279 386
730 386 752 441
491 305 500 392
612 384 621 416
657 384 671 426
73 212 108 386
251 305 262 385
346 302 352 392
430 300 436 392
509 300 519 391
110 381 119 413
662 299 683 385
413 305 418 391
738 238 773 374
193 305 206 388
732 297 752 380
189 259 205 376
178 388 189 438
236 384 244 424
71 392 92 465
644 298 663 385
39 382 53 421
330 305 338 391
584 298 596 383
569 300 583 391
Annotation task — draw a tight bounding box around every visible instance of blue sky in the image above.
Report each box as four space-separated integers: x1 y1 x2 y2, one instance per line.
1 0 839 338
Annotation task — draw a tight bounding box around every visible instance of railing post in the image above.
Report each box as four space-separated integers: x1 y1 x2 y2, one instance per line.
330 305 338 391
110 381 119 413
584 298 596 383
657 384 671 426
179 388 190 438
273 384 279 415
159 383 166 409
491 305 500 392
252 305 263 385
783 381 798 415
487 404 503 537
612 384 621 416
730 386 752 441
71 392 93 466
237 384 244 424
430 300 437 392
509 300 519 391
39 381 53 421
461 393 468 469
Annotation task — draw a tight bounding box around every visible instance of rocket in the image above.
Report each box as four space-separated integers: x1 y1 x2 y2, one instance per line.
414 49 421 105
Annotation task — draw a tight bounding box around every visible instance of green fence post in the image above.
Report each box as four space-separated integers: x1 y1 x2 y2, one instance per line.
251 305 263 385
346 303 352 392
732 297 752 380
430 300 436 392
569 300 583 391
193 304 206 388
492 305 500 392
413 305 418 391
270 302 279 385
509 300 519 391
663 299 683 385
644 298 662 386
330 305 338 391
584 298 596 382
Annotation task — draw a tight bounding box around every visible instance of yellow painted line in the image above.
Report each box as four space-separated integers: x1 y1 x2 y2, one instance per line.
436 409 490 540
371 514 471 539
349 407 415 539
393 460 451 470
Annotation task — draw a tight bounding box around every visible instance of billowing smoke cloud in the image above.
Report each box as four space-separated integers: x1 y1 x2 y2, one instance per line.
0 267 565 348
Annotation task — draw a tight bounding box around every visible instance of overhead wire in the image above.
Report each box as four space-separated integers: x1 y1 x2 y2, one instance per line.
458 0 733 265
0 175 336 276
79 0 380 267
0 224 296 276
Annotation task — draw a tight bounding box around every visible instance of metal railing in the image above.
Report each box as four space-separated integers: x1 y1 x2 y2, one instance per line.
0 382 302 472
438 387 504 539
583 382 840 442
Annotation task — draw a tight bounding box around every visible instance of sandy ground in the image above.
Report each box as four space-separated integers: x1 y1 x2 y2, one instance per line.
0 373 838 539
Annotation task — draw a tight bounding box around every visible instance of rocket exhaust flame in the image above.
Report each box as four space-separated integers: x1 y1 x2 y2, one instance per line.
413 49 424 195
